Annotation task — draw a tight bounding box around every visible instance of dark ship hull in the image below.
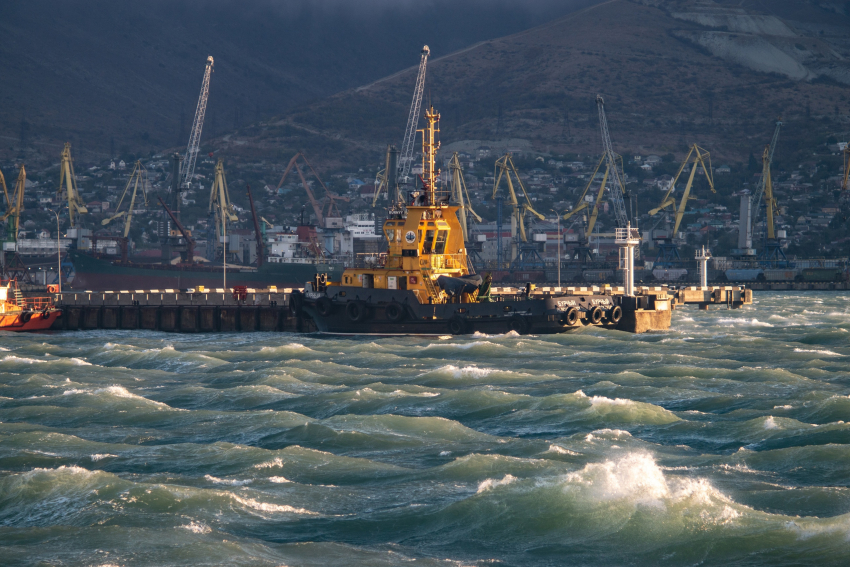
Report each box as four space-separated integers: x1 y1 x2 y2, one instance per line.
69 250 343 291
294 286 622 335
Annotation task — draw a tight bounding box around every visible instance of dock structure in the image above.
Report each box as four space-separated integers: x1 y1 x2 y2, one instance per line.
46 284 751 334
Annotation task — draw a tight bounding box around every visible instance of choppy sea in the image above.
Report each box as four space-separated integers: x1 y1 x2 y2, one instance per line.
2 292 850 566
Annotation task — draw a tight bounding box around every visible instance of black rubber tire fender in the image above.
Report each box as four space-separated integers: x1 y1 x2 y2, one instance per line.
589 306 604 325
448 316 467 335
508 316 529 334
562 306 580 326
345 301 368 323
609 305 623 324
20 312 32 323
315 296 333 317
385 302 405 322
289 290 303 315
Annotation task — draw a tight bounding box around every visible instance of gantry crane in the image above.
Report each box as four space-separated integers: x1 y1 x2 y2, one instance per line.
57 143 88 228
492 154 545 262
2 165 26 244
596 95 629 228
277 152 347 228
183 56 214 189
101 161 149 238
399 46 430 186
207 158 238 261
448 152 482 242
647 145 715 265
157 196 195 263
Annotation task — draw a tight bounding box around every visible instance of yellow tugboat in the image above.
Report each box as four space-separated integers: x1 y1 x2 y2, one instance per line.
293 106 621 334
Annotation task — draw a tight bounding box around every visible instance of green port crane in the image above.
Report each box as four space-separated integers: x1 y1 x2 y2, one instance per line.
2 165 26 244
492 154 545 261
56 143 88 228
101 161 149 238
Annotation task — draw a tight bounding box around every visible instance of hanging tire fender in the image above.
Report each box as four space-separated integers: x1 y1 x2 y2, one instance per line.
561 306 580 326
385 302 405 322
589 306 604 324
345 300 368 323
315 296 334 317
608 305 623 324
448 316 467 335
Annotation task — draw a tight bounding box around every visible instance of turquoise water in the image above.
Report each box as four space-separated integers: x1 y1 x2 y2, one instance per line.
1 292 849 566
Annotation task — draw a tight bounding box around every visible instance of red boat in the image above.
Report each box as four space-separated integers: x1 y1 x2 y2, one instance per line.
0 280 61 331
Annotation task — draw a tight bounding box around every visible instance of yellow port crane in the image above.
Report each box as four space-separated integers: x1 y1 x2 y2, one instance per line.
448 152 482 241
563 155 610 242
101 161 149 237
209 158 238 260
57 143 88 228
649 144 715 237
2 165 26 243
492 154 545 260
761 145 779 240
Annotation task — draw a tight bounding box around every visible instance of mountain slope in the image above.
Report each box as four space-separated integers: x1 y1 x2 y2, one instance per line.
242 0 850 167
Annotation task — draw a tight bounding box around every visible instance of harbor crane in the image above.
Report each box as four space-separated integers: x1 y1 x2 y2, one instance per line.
57 143 88 228
752 120 782 242
648 144 715 264
183 56 214 189
245 184 264 268
448 152 482 241
157 196 195 263
2 165 26 244
101 161 149 238
759 144 788 265
563 155 609 262
596 95 629 228
207 159 238 261
492 153 545 262
399 46 430 186
277 152 347 228
372 145 401 207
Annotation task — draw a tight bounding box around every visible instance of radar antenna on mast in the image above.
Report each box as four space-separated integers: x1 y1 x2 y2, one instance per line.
182 56 214 189
596 95 629 228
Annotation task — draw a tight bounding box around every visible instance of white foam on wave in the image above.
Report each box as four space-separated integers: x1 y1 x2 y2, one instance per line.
584 429 633 442
793 348 843 357
717 318 774 328
62 386 173 409
423 340 498 351
179 521 211 534
268 476 291 483
229 494 317 515
763 416 779 430
436 365 494 379
477 474 517 494
774 404 793 410
90 454 117 461
546 444 580 456
561 451 740 523
253 457 284 469
205 474 252 486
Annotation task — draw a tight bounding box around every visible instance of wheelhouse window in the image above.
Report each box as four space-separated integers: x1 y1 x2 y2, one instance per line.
433 230 448 254
422 229 435 254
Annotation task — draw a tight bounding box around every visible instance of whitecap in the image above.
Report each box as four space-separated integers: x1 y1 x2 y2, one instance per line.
793 348 843 356
763 416 779 430
229 494 317 515
205 474 252 486
268 476 291 483
253 457 284 469
90 454 117 461
546 444 580 456
179 521 211 534
477 474 517 494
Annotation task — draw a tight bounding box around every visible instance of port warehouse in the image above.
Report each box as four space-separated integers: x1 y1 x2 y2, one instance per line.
47 284 751 334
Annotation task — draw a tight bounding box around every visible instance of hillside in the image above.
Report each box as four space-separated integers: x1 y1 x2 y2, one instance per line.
0 0 593 164
230 0 850 168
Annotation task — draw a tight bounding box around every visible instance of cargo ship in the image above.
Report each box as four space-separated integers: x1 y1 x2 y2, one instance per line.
294 106 623 335
0 279 61 331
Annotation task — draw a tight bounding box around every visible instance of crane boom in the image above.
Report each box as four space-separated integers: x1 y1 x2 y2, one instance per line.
398 46 430 184
596 95 629 228
448 152 482 241
57 143 87 228
102 161 149 237
762 145 778 240
246 184 264 268
648 144 715 236
183 56 214 188
157 196 195 262
2 165 26 242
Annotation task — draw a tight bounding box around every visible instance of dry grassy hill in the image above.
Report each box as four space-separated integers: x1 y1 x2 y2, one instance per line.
234 0 850 168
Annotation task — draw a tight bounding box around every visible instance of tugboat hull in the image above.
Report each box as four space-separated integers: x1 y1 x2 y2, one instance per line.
295 288 621 335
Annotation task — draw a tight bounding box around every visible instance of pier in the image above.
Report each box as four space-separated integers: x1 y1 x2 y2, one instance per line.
46 284 751 334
